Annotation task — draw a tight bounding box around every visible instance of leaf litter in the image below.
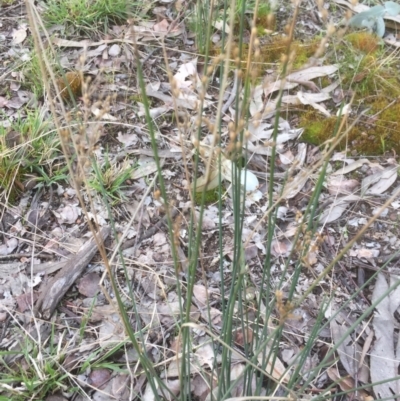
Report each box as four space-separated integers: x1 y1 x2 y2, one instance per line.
1 1 400 400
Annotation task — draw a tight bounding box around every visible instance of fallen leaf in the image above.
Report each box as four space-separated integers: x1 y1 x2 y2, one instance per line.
283 171 309 199
328 177 360 195
233 327 254 346
0 238 18 255
287 65 338 82
195 343 215 370
357 248 379 259
16 292 38 312
192 374 214 401
364 167 398 195
327 367 370 400
173 59 198 89
108 44 121 56
131 156 163 179
331 159 370 175
88 369 111 389
12 27 27 45
191 169 219 192
319 195 360 224
370 273 400 399
193 284 208 307
54 205 81 225
257 346 290 382
330 316 369 383
271 239 292 256
213 19 231 33
77 273 100 297
117 131 139 147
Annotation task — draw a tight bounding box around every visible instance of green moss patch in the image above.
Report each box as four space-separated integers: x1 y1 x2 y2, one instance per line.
299 31 400 155
194 188 221 206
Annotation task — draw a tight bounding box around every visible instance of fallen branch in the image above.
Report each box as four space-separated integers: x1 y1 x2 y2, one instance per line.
34 226 111 319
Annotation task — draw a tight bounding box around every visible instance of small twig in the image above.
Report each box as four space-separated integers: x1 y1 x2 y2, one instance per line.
0 253 54 261
58 306 82 324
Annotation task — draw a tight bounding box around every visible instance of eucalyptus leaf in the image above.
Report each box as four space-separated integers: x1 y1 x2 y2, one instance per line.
376 17 386 37
349 1 400 38
349 5 385 27
384 1 400 16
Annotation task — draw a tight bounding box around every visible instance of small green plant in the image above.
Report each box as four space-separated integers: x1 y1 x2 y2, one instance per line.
0 109 63 200
0 336 68 400
43 0 135 31
89 154 134 205
20 48 51 99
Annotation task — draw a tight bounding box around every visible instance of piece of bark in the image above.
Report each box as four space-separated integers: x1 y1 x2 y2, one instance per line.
34 226 110 319
0 260 71 280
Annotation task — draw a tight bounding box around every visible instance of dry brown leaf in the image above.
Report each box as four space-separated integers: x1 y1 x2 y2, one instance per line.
319 195 360 224
98 312 127 346
193 284 208 307
195 343 215 369
287 65 338 81
360 166 396 195
271 239 292 256
111 374 130 399
160 379 181 401
12 27 27 45
328 177 360 195
365 167 398 195
331 159 370 175
0 238 18 255
257 346 290 383
356 248 379 260
192 374 214 401
88 369 111 390
330 317 369 383
305 251 318 266
131 157 164 179
77 273 100 297
370 273 400 399
326 367 370 400
233 327 254 347
282 172 309 199
191 169 220 192
16 292 38 313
